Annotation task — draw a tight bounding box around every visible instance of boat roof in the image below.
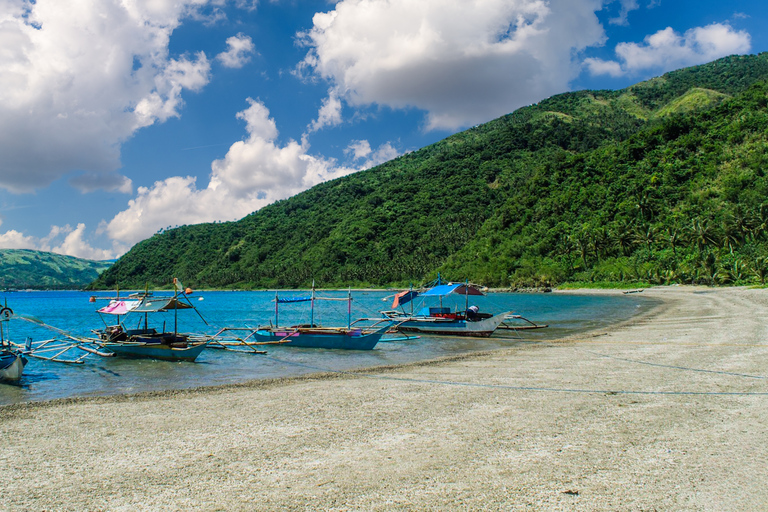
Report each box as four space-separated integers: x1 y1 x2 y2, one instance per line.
99 296 195 314
132 296 196 312
392 283 485 308
97 300 141 315
421 283 486 297
275 296 312 304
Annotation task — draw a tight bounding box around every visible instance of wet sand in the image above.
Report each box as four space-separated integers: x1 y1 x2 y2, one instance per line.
1 286 767 510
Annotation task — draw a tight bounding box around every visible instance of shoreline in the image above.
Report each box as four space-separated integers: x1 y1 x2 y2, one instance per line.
2 285 766 510
2 288 656 409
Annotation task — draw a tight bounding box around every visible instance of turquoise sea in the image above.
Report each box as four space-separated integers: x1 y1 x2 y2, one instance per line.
0 290 652 405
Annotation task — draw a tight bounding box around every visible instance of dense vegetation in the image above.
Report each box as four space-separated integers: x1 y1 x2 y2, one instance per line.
92 53 768 290
0 249 112 290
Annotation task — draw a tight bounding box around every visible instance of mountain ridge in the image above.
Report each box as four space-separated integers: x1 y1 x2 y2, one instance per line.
0 249 112 290
91 52 768 290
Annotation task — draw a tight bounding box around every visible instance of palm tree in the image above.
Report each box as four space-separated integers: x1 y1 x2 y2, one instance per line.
611 220 635 256
752 257 768 285
634 224 658 252
591 226 611 262
750 204 768 242
666 225 683 260
689 218 719 253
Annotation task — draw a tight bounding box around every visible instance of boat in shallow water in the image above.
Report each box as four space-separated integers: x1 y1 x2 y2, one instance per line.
0 349 26 383
251 286 392 350
93 281 208 362
382 281 511 338
0 305 26 383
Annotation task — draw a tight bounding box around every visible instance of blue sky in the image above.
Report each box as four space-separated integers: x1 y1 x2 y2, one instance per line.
0 0 764 260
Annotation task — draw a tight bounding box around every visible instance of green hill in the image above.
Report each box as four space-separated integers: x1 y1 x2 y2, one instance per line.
91 53 768 290
0 249 112 290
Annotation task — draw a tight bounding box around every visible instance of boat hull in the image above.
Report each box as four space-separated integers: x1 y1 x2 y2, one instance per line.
0 351 26 382
100 341 207 362
393 311 511 337
253 327 385 350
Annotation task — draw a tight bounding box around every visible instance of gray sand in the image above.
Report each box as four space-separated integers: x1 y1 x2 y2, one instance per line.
1 286 767 510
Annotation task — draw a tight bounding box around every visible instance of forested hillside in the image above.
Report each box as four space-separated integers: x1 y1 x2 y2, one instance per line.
0 249 112 290
91 53 768 289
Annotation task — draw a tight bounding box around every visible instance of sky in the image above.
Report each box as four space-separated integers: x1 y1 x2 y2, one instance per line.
0 0 764 260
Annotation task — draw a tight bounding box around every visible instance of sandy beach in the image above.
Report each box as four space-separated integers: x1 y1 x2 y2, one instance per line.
1 286 767 510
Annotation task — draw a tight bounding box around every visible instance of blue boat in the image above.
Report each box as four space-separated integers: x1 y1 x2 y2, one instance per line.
252 286 391 350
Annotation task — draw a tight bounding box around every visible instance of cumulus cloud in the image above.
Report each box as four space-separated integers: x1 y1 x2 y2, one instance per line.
585 23 751 77
298 0 607 131
0 223 118 259
0 230 38 250
216 33 256 68
309 90 343 132
104 99 362 246
0 0 213 194
344 140 400 169
608 0 639 26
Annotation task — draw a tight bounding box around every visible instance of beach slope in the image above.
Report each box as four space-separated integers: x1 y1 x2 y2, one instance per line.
1 286 767 510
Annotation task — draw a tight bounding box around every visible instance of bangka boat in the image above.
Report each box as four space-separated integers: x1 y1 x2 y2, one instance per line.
0 305 27 383
93 281 208 362
382 281 511 337
250 286 392 350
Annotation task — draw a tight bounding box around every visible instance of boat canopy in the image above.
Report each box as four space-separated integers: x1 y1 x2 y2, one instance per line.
421 283 486 297
97 300 141 315
131 296 195 312
392 290 419 308
275 296 312 304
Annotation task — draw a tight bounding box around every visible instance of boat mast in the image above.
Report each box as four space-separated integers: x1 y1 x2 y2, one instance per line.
275 290 279 328
464 279 469 313
310 280 315 327
347 287 351 328
173 279 179 336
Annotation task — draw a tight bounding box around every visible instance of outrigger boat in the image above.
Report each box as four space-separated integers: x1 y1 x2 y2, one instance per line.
382 280 512 337
0 305 26 383
247 286 392 350
93 280 208 362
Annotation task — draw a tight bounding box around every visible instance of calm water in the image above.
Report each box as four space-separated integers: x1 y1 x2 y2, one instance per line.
0 290 652 405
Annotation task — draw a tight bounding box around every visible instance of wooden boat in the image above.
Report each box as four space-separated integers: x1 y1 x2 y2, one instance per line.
0 305 26 383
251 286 391 350
93 281 208 362
0 349 26 383
382 280 511 338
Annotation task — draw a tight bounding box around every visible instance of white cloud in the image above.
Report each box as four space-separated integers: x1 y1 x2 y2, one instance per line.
587 23 751 77
0 0 213 194
104 99 362 245
583 57 624 77
50 223 116 260
608 0 638 26
298 0 607 131
309 90 343 132
216 33 256 68
345 140 400 169
0 223 118 259
0 230 38 250
345 140 372 160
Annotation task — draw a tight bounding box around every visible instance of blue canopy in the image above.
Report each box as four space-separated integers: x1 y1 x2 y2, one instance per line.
421 283 485 297
275 296 312 304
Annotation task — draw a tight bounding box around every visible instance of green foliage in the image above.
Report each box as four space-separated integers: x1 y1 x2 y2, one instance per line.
0 249 112 290
91 53 768 290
